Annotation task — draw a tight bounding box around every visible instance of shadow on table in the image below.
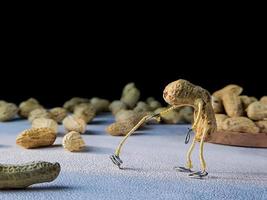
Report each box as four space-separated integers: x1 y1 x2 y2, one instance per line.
208 171 267 182
81 146 113 154
0 144 11 148
1 185 77 192
89 119 109 125
5 117 25 122
49 144 62 148
57 132 66 137
29 185 76 191
36 144 63 149
84 130 104 135
120 167 143 172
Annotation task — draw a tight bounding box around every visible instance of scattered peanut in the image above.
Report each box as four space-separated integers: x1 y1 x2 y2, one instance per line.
146 97 156 104
62 131 86 152
147 98 162 111
222 117 259 134
16 127 57 149
179 107 194 123
0 100 8 106
28 108 52 122
133 101 151 113
0 161 60 189
32 118 58 133
73 103 96 123
115 110 137 122
260 96 267 105
109 100 127 115
63 115 87 133
154 107 182 124
90 97 110 113
19 98 43 118
50 107 68 123
0 102 18 122
63 97 90 112
246 101 267 120
106 113 146 136
120 82 140 108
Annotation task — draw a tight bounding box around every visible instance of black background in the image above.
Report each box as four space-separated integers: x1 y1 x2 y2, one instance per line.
1 15 266 108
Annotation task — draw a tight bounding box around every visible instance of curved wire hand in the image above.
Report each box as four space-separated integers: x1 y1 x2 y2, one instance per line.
185 128 192 144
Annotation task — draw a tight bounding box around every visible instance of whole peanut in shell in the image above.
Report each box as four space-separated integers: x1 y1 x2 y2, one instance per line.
0 161 60 189
109 100 127 115
222 117 259 134
246 101 267 120
120 83 140 108
50 107 68 123
63 97 90 112
0 102 18 122
16 127 57 149
213 85 243 117
63 115 87 134
19 98 43 118
255 120 267 133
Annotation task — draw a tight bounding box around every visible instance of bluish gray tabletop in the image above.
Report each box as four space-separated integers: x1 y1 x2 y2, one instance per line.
0 114 266 200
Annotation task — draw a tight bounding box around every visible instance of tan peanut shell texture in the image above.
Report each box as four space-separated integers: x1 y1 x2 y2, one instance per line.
16 127 56 149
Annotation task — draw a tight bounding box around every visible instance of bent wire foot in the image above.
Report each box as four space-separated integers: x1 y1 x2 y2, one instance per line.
188 171 208 178
110 155 123 169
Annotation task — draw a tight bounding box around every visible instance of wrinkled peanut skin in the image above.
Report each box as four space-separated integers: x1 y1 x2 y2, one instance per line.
63 131 85 152
19 98 43 118
154 107 182 124
63 115 87 134
213 85 243 96
211 96 224 113
222 117 259 134
0 161 60 189
109 101 127 115
106 113 146 136
247 101 267 121
63 97 90 112
0 102 18 121
163 79 217 142
120 83 140 108
32 118 58 133
222 94 243 117
133 101 151 113
255 120 267 133
16 127 56 149
215 114 229 131
74 103 96 124
240 95 257 109
115 110 137 122
90 98 110 113
50 107 67 123
28 108 52 122
213 85 244 117
260 96 267 105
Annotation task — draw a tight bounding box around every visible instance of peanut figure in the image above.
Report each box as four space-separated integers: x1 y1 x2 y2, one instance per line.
110 79 217 178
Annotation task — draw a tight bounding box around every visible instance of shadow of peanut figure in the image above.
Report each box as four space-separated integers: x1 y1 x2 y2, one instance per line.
110 79 217 178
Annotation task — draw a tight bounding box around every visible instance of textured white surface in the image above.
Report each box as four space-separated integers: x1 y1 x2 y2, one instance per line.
0 113 267 200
